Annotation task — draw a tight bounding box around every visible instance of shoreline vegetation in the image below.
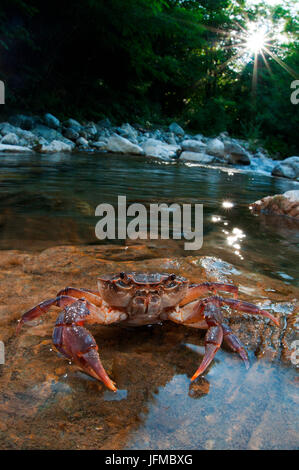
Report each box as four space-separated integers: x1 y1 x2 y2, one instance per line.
0 113 298 181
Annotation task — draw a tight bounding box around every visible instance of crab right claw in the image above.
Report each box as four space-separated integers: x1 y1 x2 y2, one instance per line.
53 302 117 392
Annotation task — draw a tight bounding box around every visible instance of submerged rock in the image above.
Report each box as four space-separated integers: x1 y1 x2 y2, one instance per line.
272 156 299 181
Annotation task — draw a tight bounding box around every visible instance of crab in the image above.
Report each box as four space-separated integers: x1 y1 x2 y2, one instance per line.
17 272 279 391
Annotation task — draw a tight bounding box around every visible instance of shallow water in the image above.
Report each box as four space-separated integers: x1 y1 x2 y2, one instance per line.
0 152 298 450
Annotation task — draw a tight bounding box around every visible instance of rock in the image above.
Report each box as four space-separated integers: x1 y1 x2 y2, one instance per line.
142 138 180 160
119 123 138 141
44 113 60 129
106 134 143 155
91 141 107 150
272 156 299 181
179 152 214 163
1 133 19 146
9 114 37 130
76 137 89 148
224 140 250 165
206 138 225 158
62 127 80 141
0 144 34 153
64 118 82 130
169 122 184 137
250 190 299 219
35 140 73 154
181 139 206 153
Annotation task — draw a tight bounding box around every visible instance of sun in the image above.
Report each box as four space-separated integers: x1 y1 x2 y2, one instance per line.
246 28 267 53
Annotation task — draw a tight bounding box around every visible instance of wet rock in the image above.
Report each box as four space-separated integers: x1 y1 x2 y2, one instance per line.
250 190 299 220
44 113 60 129
179 152 214 164
142 138 179 160
169 122 184 137
272 156 299 181
1 133 19 146
106 134 143 155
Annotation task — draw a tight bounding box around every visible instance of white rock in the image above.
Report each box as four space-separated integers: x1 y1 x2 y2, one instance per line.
1 133 19 145
0 122 18 136
142 138 179 159
179 152 214 163
36 140 73 153
181 139 206 153
206 138 225 157
44 113 60 129
272 156 299 181
106 134 143 155
169 122 184 136
283 190 299 202
0 144 34 153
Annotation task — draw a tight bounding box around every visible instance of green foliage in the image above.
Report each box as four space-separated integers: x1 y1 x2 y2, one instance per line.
0 0 297 156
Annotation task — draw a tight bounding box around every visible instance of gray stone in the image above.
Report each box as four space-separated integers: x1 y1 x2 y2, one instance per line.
76 137 89 148
181 139 206 153
272 156 299 181
224 140 250 165
0 144 34 153
35 140 73 154
63 127 80 141
169 122 184 136
64 118 82 129
206 138 225 158
106 134 143 155
142 138 180 160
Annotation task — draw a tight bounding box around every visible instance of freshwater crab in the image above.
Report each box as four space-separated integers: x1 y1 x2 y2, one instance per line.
17 272 279 391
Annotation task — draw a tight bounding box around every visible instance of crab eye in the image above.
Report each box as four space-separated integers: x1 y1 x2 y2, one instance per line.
119 272 125 279
116 280 129 287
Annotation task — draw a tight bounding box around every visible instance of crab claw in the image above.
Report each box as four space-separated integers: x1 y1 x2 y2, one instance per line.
191 325 223 381
53 323 117 392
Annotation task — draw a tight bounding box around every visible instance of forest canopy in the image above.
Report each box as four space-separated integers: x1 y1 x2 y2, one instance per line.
0 0 298 155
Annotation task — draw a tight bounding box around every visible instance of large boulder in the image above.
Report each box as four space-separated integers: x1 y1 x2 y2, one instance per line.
169 122 184 137
44 113 60 129
142 138 180 159
35 140 73 154
224 140 250 165
250 190 299 219
272 156 299 181
179 152 214 164
181 139 206 153
206 138 225 158
0 144 34 153
106 134 143 155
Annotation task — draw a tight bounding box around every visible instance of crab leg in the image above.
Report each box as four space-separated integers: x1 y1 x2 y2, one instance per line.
221 298 279 327
16 295 78 333
53 300 116 391
222 324 249 369
56 287 102 307
180 282 238 307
